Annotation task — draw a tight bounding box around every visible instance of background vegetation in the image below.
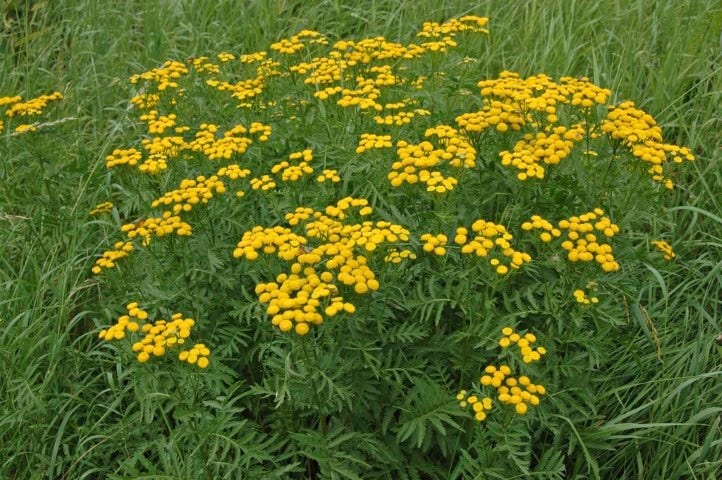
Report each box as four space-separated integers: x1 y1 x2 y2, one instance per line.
1 0 720 478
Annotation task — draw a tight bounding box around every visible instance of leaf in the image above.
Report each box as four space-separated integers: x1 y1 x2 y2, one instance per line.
395 379 465 450
533 449 566 479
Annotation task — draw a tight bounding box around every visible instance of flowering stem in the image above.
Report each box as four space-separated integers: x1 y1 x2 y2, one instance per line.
300 337 327 434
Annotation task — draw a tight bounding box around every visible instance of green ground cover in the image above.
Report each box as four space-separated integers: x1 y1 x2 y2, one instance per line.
1 1 720 478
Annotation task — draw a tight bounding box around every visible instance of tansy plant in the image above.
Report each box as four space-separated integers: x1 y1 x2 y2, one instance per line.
0 91 64 135
91 15 695 477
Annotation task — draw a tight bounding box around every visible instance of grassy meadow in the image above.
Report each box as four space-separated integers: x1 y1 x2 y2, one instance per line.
1 0 721 478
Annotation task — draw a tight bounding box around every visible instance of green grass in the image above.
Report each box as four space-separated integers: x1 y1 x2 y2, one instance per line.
1 0 720 478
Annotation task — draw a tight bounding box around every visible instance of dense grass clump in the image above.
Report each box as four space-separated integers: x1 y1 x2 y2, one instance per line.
1 1 720 479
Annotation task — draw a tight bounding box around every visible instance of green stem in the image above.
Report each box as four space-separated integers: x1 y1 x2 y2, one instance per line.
300 338 327 434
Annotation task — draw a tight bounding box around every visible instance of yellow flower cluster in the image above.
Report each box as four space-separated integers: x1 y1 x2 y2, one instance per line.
292 48 351 83
456 390 494 422
237 238 346 334
133 315 197 362
207 77 264 103
373 110 411 124
271 30 328 54
92 241 133 274
411 76 426 89
426 124 477 168
106 120 270 176
204 53 281 105
488 72 608 118
190 56 221 74
356 133 393 153
317 169 341 183
460 327 547 423
233 226 308 261
389 125 476 192
271 149 314 181
480 365 546 415
384 249 417 264
130 93 160 109
456 98 526 133
313 85 344 100
652 239 676 260
132 314 193 361
456 221 532 274
255 268 344 334
367 64 400 84
138 153 168 174
420 233 448 256
573 289 599 305
560 211 619 271
119 213 192 246
255 58 283 78
458 72 600 130
309 212 406 254
105 147 140 168
140 134 184 155
335 38 404 65
248 121 272 140
335 72 398 111
217 164 252 180
333 258 379 294
601 101 695 188
232 199 411 334
562 76 612 110
0 95 22 106
417 37 458 53
523 209 620 272
373 108 430 125
13 124 37 133
316 197 370 221
178 343 211 368
382 101 409 110
139 110 177 135
130 60 189 90
138 136 184 172
90 201 113 215
601 101 663 143
250 174 277 191
498 327 547 363
99 303 209 368
187 123 255 160
99 302 148 341
217 52 235 62
301 59 382 102
1 91 63 134
417 15 490 38
500 124 585 180
151 175 227 213
4 91 63 117
520 215 562 242
240 51 267 64
289 18 488 113
454 72 618 180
